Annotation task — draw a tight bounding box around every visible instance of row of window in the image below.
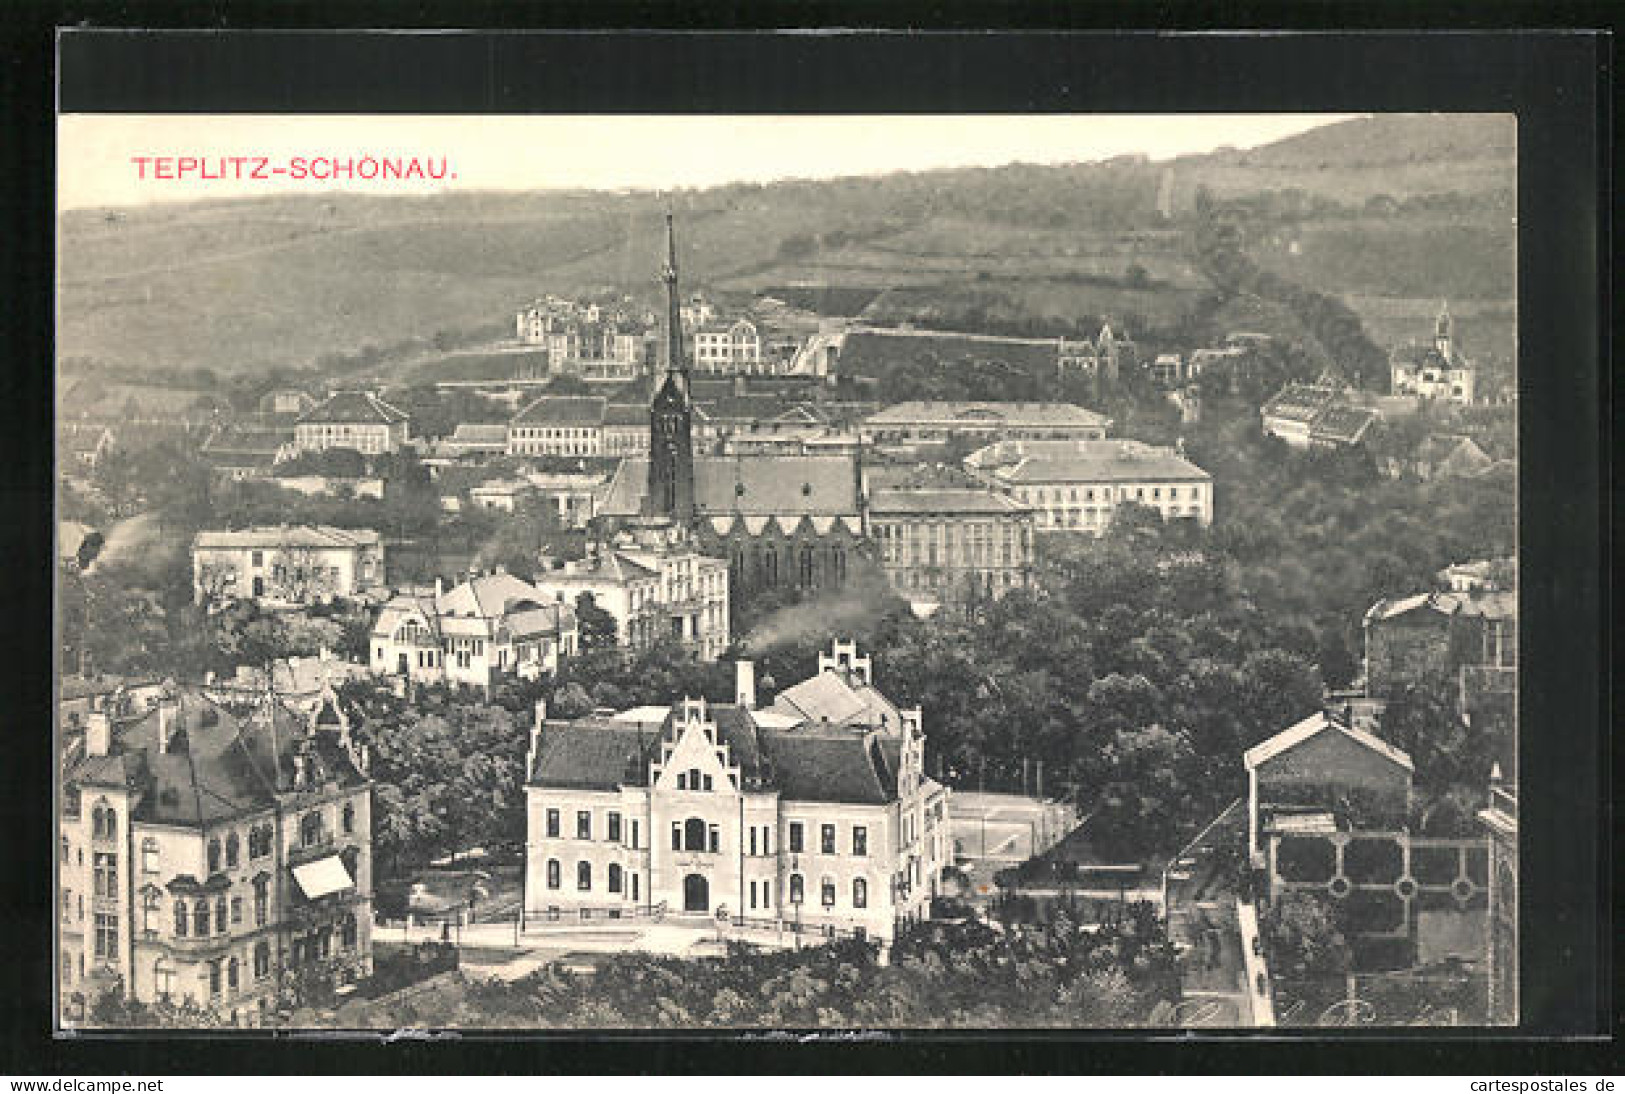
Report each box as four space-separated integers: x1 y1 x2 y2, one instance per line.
544 809 637 845
539 814 870 859
165 880 268 937
543 859 635 900
728 544 849 589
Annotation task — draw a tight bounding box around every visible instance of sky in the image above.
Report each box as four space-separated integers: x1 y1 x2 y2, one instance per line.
58 113 1360 211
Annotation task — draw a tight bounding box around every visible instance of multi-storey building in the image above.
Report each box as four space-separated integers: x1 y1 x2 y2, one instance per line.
293 392 409 456
523 642 950 944
369 569 579 687
866 481 1035 609
58 681 372 1026
191 526 386 607
1362 586 1517 700
1056 323 1127 384
967 438 1212 534
532 524 730 660
514 297 653 383
691 318 763 375
1391 304 1477 405
1260 381 1379 451
507 396 608 457
862 401 1110 450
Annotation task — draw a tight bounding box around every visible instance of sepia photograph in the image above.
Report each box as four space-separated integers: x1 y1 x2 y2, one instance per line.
53 105 1525 1034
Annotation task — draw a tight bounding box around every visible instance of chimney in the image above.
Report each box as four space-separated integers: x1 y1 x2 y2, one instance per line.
735 660 757 710
85 710 111 757
434 577 444 599
533 699 547 733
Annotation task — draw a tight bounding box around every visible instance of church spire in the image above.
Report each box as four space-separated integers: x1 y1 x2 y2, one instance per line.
645 208 696 524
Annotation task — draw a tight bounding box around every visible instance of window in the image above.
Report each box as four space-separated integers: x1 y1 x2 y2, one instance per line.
576 811 592 840
546 809 560 838
342 803 355 835
852 826 868 857
608 863 623 894
821 824 836 855
299 811 323 848
251 550 264 567
607 812 622 844
749 827 758 857
254 941 270 980
214 896 227 934
546 859 560 890
683 817 707 852
92 804 117 841
630 820 639 850
789 873 804 905
671 822 682 850
227 957 240 993
576 861 591 891
230 897 242 925
141 888 160 933
676 772 687 790
853 878 868 909
208 960 221 997
154 958 175 1000
60 837 69 863
226 832 242 869
688 767 701 790
749 880 758 909
788 822 804 854
252 876 268 926
93 852 117 898
708 825 720 854
174 899 189 937
702 774 713 791
631 873 639 902
341 913 357 948
93 913 118 961
821 878 837 908
207 838 221 874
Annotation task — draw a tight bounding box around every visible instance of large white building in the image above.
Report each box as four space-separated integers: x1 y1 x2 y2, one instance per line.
1390 304 1478 405
967 438 1213 533
691 318 764 375
369 570 578 687
531 525 731 660
58 681 373 1026
191 526 386 607
523 642 950 945
293 392 410 455
862 401 1111 450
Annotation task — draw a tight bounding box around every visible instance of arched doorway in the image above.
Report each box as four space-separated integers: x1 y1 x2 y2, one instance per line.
682 873 709 913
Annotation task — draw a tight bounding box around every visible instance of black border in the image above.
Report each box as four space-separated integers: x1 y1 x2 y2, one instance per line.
1 22 1612 1075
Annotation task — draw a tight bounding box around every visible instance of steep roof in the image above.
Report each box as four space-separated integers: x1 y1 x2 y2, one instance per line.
67 688 367 828
436 571 551 620
1261 383 1338 424
1364 589 1517 626
298 391 409 426
599 455 861 519
512 395 607 427
1310 405 1379 445
1243 710 1413 774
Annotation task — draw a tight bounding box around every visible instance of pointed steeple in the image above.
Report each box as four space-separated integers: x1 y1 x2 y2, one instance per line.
1434 301 1454 360
646 208 696 524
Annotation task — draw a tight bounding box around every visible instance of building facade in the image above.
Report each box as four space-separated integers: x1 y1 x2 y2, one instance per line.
508 396 608 457
191 526 386 607
532 525 731 660
1391 305 1477 405
523 643 951 944
58 682 372 1026
294 392 410 455
691 318 763 374
1362 587 1517 700
968 439 1213 534
867 484 1035 611
369 570 579 687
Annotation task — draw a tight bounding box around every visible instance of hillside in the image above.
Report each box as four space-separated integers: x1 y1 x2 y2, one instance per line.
57 113 1515 379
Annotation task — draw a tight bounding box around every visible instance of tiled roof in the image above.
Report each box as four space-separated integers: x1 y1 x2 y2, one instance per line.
1261 384 1338 424
599 456 861 518
528 718 656 791
603 403 649 427
868 486 1031 515
193 525 382 550
436 571 551 619
771 668 903 732
67 688 366 828
1244 710 1413 774
297 391 409 426
1310 406 1379 444
866 401 1110 428
511 396 607 426
757 729 894 805
993 447 1210 485
1364 590 1517 625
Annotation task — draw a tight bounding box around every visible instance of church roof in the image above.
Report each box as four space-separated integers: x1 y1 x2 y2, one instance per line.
599 456 861 519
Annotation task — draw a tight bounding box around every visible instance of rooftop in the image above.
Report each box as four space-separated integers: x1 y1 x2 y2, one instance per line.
599 455 861 519
512 395 608 427
298 391 409 426
193 525 382 550
866 401 1110 428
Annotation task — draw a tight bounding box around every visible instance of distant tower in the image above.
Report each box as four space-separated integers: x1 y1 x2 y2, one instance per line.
645 212 696 524
1434 301 1454 361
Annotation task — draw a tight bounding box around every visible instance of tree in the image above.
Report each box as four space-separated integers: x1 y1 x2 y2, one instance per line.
1260 891 1353 980
574 592 619 652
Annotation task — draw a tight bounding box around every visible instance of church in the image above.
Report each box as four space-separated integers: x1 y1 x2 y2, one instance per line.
593 215 867 605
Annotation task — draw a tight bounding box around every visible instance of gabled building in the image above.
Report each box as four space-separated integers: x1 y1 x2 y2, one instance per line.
369 569 578 687
58 424 114 473
1243 708 1414 866
691 318 763 375
532 524 730 660
523 642 950 944
1390 304 1477 405
58 681 373 1026
1363 587 1517 700
191 526 386 607
294 392 409 456
508 396 608 457
200 415 298 482
968 438 1213 534
1261 382 1377 451
866 480 1035 611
